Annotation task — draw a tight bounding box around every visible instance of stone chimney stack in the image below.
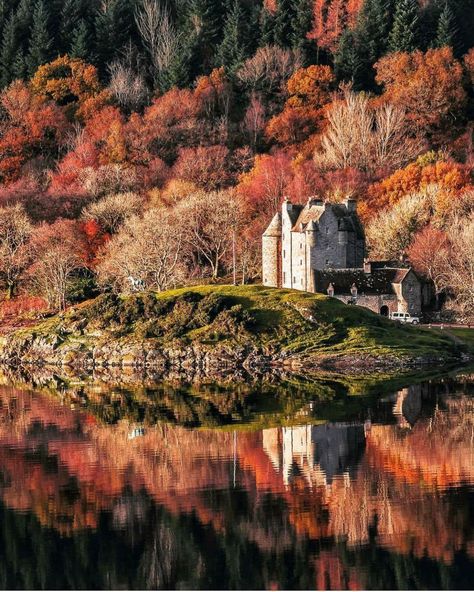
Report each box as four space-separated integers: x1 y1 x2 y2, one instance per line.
344 198 357 213
308 196 323 207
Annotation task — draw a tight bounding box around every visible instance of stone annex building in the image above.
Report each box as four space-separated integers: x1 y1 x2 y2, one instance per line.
262 197 425 317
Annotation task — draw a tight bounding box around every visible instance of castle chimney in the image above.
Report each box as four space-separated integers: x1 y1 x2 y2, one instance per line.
283 196 293 211
308 196 323 207
364 259 372 274
344 198 357 212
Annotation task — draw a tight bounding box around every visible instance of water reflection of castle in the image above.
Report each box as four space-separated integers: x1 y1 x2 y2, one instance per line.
262 384 427 487
263 424 367 487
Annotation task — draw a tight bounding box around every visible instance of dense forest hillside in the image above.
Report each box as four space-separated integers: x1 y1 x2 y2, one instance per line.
0 0 472 320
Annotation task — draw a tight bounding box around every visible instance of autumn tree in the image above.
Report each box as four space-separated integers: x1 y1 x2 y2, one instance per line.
172 145 230 191
0 204 32 299
97 208 186 293
175 189 243 279
441 215 474 318
243 93 266 148
375 47 467 141
135 0 184 91
266 64 335 146
407 225 449 307
30 56 110 121
0 80 69 182
308 0 363 54
27 219 86 310
237 151 294 217
366 189 432 260
82 192 144 235
364 157 473 219
236 45 302 100
108 59 149 113
314 89 420 175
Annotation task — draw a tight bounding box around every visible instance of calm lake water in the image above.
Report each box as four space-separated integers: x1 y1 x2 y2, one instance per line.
0 368 472 590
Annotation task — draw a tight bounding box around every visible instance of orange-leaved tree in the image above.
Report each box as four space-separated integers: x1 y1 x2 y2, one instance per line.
265 65 335 148
30 56 110 121
0 81 69 183
374 47 467 142
308 0 362 54
361 157 473 221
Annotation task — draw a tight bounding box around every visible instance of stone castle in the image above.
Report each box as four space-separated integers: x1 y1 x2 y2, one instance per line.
262 197 425 316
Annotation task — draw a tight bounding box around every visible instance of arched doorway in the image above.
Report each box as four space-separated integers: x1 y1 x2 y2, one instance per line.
380 305 389 317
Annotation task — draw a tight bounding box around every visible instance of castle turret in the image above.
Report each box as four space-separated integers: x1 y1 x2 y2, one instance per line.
306 219 318 248
262 212 282 287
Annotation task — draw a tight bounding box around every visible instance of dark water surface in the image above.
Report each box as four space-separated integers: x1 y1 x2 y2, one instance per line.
0 369 473 590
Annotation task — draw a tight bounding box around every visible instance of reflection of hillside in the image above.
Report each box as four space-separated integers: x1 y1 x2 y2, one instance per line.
0 380 472 586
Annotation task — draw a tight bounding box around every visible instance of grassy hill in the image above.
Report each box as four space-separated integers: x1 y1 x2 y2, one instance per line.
1 285 470 371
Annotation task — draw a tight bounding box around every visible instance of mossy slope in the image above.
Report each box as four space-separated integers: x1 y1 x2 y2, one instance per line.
6 285 468 369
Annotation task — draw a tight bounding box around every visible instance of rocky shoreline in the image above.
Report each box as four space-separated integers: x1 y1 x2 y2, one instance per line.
0 329 469 375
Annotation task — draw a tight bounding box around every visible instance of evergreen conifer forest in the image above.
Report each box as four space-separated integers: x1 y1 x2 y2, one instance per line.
0 0 472 320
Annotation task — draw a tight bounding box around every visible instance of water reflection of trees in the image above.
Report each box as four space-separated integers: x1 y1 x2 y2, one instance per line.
0 378 472 589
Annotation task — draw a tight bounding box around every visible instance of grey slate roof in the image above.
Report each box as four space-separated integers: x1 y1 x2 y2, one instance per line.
314 268 414 295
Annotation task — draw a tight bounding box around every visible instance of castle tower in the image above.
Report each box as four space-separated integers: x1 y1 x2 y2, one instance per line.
262 212 282 287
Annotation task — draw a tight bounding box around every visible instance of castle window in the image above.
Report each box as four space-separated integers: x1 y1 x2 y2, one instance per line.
293 276 296 284
283 250 286 258
300 243 303 250
325 259 329 265
283 272 286 283
301 278 304 286
326 228 329 234
300 259 303 266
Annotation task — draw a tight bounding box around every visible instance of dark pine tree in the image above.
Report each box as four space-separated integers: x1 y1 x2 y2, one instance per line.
273 0 294 48
433 2 458 48
95 0 135 74
60 0 89 54
259 7 276 46
0 12 18 87
289 0 314 62
357 0 392 63
355 0 394 87
27 0 53 76
334 28 364 88
185 0 225 77
216 0 247 73
70 18 92 61
389 0 420 53
12 47 27 79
